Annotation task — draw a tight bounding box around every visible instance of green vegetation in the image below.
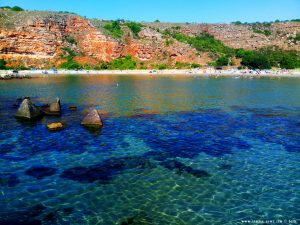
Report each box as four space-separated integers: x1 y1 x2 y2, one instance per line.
253 29 272 36
103 20 124 39
295 33 300 41
175 62 201 69
60 60 82 70
0 6 24 11
215 56 230 66
232 21 243 25
171 32 233 56
165 38 174 46
291 19 300 22
0 59 7 69
59 48 83 70
157 64 167 70
11 6 24 11
109 55 137 70
236 48 300 69
126 22 142 38
64 35 77 45
0 6 11 10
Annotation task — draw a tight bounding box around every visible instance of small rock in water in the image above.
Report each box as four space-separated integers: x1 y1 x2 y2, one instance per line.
42 97 61 116
69 106 77 111
15 98 43 120
81 109 103 129
47 122 66 132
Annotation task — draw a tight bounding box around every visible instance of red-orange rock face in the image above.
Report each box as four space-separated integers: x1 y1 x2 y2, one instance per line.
0 10 299 68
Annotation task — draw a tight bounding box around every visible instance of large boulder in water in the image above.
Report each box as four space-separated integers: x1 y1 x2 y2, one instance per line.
15 98 43 120
81 109 103 129
42 98 61 116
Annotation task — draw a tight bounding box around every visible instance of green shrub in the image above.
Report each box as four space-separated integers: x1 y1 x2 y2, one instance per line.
0 6 11 9
172 32 233 56
126 22 142 38
64 35 77 45
60 60 82 70
237 48 300 69
0 59 7 69
216 56 229 66
11 6 24 11
191 63 201 68
253 29 272 36
175 62 190 69
103 21 124 39
109 55 137 70
295 33 300 41
158 64 167 70
232 21 242 25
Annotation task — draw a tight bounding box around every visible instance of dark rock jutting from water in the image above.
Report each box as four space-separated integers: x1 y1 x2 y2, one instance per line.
81 109 103 130
15 98 43 121
41 98 61 116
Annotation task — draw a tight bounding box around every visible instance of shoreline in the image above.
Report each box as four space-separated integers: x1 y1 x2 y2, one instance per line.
1 69 300 78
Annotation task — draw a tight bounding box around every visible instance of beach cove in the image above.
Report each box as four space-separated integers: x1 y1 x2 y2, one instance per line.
0 75 300 224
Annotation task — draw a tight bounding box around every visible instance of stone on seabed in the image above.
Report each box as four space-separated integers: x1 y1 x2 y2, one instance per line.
42 97 61 116
81 109 103 128
47 122 65 132
15 98 42 120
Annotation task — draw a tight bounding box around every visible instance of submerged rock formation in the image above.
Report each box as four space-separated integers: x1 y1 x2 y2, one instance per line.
15 98 43 120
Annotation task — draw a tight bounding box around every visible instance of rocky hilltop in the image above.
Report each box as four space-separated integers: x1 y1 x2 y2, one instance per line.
0 9 300 68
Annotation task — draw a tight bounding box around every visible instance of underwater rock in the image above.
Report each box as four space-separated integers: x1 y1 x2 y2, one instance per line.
47 122 66 132
120 212 153 225
218 164 233 170
42 97 61 116
15 98 43 120
81 109 103 129
61 156 154 183
0 173 20 187
69 106 77 111
0 204 46 225
160 160 210 178
25 166 57 179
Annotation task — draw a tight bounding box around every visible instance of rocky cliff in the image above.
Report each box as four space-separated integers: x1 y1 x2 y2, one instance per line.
0 9 299 68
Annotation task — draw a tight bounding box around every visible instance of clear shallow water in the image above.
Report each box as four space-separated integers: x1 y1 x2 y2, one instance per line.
0 75 299 225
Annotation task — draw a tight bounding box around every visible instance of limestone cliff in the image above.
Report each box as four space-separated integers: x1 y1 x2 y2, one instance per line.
0 10 299 68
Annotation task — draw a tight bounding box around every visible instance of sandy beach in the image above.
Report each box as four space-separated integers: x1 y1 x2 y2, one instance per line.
1 69 300 78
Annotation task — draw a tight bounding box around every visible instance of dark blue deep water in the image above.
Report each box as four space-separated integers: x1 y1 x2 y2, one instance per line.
0 75 299 225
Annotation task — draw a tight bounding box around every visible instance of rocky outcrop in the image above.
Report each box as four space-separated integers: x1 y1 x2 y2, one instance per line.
81 109 103 128
42 97 61 116
0 10 299 68
15 98 43 120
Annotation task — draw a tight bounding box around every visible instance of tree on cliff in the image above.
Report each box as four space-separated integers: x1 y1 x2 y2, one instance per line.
11 6 24 11
0 59 7 69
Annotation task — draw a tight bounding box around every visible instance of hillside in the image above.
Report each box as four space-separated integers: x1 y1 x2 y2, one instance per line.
0 8 300 69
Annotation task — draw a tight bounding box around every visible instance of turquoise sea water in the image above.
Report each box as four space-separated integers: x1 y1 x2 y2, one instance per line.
0 75 299 225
